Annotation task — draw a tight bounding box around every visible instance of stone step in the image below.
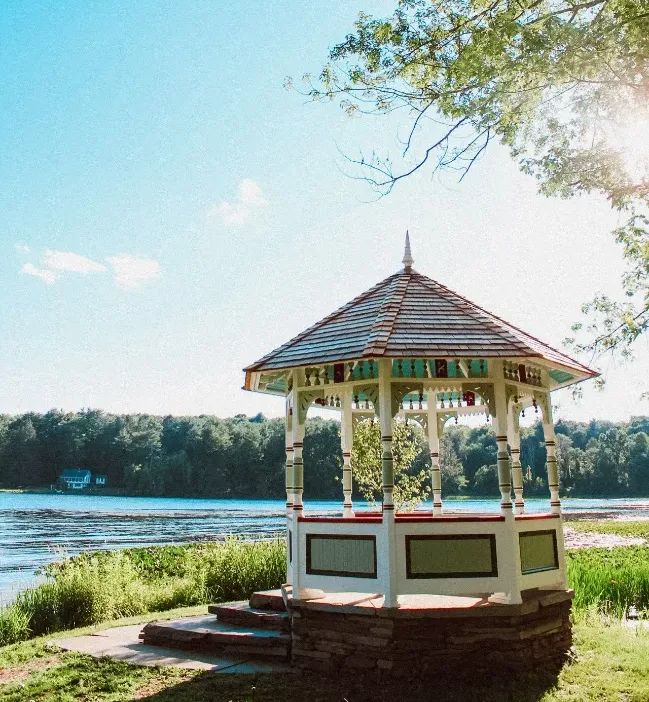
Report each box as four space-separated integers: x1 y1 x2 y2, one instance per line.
249 588 288 612
141 615 290 660
209 602 290 633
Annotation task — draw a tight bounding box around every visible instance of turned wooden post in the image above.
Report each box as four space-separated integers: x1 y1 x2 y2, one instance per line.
378 359 398 607
541 393 561 515
493 378 513 515
341 389 354 518
291 372 306 596
508 402 524 515
427 394 442 516
492 368 522 605
285 395 294 514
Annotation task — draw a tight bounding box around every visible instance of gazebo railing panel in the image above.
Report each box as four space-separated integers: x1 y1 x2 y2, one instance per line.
292 513 564 600
515 515 566 590
395 518 512 597
297 518 386 595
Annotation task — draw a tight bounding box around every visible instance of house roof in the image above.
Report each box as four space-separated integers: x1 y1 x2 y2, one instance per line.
244 261 596 380
60 469 91 479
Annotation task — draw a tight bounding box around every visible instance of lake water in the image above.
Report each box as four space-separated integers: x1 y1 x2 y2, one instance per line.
2 492 649 602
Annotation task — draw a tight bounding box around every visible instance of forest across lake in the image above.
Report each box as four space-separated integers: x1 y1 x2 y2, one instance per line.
2 411 649 499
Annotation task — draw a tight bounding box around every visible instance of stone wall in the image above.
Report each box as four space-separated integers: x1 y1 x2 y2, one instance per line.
290 591 572 676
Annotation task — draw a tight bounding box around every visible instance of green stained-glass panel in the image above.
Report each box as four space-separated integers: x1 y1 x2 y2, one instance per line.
550 370 574 384
266 377 287 393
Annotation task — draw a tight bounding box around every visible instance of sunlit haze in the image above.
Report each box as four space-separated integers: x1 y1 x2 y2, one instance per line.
1 1 647 424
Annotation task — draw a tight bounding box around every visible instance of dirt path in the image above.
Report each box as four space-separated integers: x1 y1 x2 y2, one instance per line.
0 654 61 685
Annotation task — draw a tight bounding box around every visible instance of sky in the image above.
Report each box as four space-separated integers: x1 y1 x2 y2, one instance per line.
1 0 647 424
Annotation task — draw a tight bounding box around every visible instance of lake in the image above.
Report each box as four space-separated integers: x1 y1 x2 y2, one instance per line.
2 492 649 602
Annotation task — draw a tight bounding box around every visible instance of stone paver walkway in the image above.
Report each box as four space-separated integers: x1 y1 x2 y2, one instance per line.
54 623 292 674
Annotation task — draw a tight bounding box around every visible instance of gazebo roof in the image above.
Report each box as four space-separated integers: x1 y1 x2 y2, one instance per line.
244 238 597 386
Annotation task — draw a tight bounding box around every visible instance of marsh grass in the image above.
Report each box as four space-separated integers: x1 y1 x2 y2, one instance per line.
0 539 285 647
568 545 649 617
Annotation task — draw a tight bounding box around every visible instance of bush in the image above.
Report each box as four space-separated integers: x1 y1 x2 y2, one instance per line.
0 605 30 646
0 539 286 647
17 551 150 636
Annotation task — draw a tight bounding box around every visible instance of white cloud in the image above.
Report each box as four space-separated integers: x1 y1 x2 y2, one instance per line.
239 178 266 206
15 244 30 255
210 201 250 226
207 179 266 227
106 254 161 290
20 263 57 285
43 249 107 274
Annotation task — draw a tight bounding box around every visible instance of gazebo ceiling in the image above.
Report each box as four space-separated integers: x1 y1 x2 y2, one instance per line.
244 236 597 389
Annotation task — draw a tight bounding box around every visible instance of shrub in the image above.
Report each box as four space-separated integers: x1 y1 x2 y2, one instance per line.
0 605 30 646
0 539 286 647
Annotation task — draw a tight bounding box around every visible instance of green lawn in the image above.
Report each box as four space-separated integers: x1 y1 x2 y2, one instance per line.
6 521 649 700
3 609 649 701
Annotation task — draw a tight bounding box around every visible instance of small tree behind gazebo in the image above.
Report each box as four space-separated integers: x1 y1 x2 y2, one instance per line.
351 419 430 511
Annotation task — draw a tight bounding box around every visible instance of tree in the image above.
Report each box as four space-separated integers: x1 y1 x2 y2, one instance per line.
304 418 343 500
439 433 467 494
351 418 430 510
627 430 649 493
305 0 649 359
472 464 499 496
3 415 41 486
585 427 631 493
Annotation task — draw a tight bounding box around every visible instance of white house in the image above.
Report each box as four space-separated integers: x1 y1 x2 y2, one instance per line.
59 469 92 490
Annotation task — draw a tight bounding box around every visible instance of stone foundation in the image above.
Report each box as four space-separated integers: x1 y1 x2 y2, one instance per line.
289 590 573 676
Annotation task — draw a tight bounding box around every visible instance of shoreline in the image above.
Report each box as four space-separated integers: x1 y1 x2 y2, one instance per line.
6 488 649 501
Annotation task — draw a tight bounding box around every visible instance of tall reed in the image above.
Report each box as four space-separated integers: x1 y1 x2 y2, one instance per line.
567 546 649 617
0 538 286 647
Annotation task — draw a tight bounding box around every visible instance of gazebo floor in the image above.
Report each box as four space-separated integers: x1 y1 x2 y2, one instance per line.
142 587 573 676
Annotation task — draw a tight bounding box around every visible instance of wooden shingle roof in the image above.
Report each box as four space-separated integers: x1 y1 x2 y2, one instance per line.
244 267 595 378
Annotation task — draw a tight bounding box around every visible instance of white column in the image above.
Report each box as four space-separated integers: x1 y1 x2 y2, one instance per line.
285 396 294 514
542 394 561 515
508 402 524 515
491 369 522 605
285 395 294 584
426 393 442 516
378 359 398 607
291 378 306 597
341 389 354 517
493 380 513 515
292 415 305 515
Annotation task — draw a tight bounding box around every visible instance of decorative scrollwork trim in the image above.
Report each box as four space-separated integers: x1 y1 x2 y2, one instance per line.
297 389 324 424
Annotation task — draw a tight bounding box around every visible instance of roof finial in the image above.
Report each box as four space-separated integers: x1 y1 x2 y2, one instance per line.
402 230 414 271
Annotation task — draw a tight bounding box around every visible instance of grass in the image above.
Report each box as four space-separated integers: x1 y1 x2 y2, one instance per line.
3 610 649 700
0 539 285 647
562 520 649 617
567 546 649 616
5 523 649 698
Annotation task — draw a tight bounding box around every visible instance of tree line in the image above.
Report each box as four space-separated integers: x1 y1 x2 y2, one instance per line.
1 409 649 499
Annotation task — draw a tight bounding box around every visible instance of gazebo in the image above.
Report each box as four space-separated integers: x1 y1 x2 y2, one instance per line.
143 234 598 675
244 234 596 611
238 235 597 673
